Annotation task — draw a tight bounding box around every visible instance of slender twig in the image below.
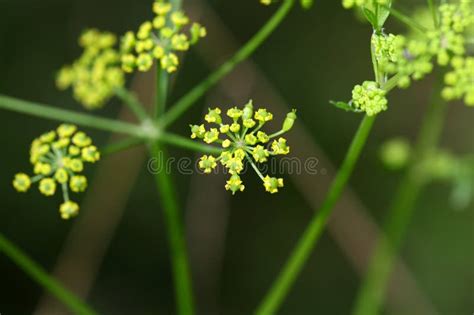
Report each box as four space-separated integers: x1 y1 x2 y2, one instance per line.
159 0 295 128
0 94 149 138
351 74 447 315
150 143 195 315
0 233 99 315
114 87 149 122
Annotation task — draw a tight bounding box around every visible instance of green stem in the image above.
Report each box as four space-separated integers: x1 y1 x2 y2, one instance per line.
160 132 223 154
0 233 99 315
351 75 447 315
382 73 403 92
114 87 149 122
256 27 384 313
150 143 195 315
255 115 376 315
102 133 221 156
155 68 169 119
102 137 145 156
386 6 427 34
427 0 439 28
0 94 149 138
159 0 295 128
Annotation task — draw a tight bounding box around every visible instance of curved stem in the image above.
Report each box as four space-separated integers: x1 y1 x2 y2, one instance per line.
351 74 447 315
114 87 149 122
150 143 195 315
159 0 295 128
0 94 148 138
0 233 99 315
255 115 376 315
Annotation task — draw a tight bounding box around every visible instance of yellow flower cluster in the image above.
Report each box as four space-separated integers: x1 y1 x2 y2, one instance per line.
190 100 297 194
12 124 100 219
120 0 206 74
56 29 125 109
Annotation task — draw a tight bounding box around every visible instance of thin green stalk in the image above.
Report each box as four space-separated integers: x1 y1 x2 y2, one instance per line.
256 25 385 314
102 133 221 156
0 94 149 138
351 75 447 315
159 0 295 128
102 137 145 156
386 6 427 34
150 143 195 315
114 87 149 122
255 115 376 315
155 68 169 118
427 0 439 28
160 132 223 154
0 233 99 315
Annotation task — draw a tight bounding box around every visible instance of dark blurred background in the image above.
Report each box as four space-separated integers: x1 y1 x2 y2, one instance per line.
0 0 473 314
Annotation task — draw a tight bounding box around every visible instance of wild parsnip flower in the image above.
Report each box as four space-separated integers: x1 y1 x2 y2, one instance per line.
120 0 206 74
351 81 388 116
12 124 100 219
442 56 474 106
56 29 125 109
426 1 474 66
190 100 297 194
373 33 434 88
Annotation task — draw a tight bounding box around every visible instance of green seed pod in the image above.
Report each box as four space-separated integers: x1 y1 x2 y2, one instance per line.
282 109 297 132
242 100 254 120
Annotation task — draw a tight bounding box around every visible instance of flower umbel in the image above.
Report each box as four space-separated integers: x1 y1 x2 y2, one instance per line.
12 124 100 219
56 29 125 109
351 81 388 116
442 56 474 106
120 0 206 74
190 100 297 194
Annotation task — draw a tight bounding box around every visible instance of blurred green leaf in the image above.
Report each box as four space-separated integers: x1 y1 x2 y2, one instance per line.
330 100 360 112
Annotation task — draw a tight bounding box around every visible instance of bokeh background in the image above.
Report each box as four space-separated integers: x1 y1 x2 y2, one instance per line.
0 0 473 314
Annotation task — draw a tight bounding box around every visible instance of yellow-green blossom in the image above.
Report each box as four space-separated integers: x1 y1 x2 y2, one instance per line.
199 155 217 173
225 174 245 194
351 81 388 116
263 176 284 194
120 0 206 73
60 201 80 220
190 101 297 194
442 56 474 106
13 173 31 192
56 29 124 109
12 124 100 219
